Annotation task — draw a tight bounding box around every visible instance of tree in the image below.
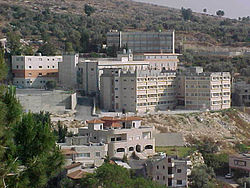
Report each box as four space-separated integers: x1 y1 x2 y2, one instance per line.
22 45 34 55
181 7 192 21
80 29 90 52
54 121 67 143
65 42 74 53
0 46 7 81
13 112 64 187
37 41 56 56
84 4 95 16
45 80 57 90
216 10 225 17
6 32 22 55
190 165 216 188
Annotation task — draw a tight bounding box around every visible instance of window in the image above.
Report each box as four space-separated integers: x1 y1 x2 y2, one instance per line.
29 66 32 68
52 65 55 68
16 65 19 69
163 165 165 169
111 138 115 142
145 145 153 150
177 169 182 173
96 152 100 157
163 176 165 180
132 122 135 128
47 66 50 68
116 137 121 141
39 66 42 68
177 180 182 185
129 147 134 151
78 153 90 157
157 176 159 180
115 96 118 98
39 73 42 76
117 148 125 152
157 165 159 169
28 73 32 76
94 136 97 139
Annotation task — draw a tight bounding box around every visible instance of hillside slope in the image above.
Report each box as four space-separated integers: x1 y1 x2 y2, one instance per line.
0 0 249 52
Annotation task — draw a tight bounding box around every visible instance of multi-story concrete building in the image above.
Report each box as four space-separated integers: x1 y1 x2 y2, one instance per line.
78 116 155 159
58 54 79 89
107 30 175 53
59 136 108 167
100 68 177 113
145 153 192 187
232 81 250 106
177 67 231 110
12 55 62 88
229 153 250 177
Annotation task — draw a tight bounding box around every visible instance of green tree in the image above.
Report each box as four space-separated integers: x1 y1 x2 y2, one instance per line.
45 80 57 90
54 121 67 143
84 4 95 16
0 46 7 81
22 45 34 55
80 29 90 52
6 32 22 55
37 42 56 56
13 112 64 187
181 7 193 21
216 10 225 17
65 42 74 53
190 165 216 188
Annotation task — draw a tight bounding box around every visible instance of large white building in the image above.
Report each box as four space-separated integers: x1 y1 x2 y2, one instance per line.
12 55 62 88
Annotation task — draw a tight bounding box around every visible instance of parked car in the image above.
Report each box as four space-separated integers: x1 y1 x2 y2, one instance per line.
225 173 233 179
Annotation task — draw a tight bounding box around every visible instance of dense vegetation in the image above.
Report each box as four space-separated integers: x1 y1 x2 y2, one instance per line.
0 0 249 54
62 162 165 188
0 47 64 187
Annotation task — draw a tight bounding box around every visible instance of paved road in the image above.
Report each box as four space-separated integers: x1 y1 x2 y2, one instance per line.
216 176 239 188
74 97 93 121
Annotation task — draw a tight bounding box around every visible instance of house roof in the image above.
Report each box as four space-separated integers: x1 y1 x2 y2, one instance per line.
67 170 87 180
120 116 142 121
101 116 121 121
110 122 122 128
86 119 105 124
65 162 82 170
61 149 78 155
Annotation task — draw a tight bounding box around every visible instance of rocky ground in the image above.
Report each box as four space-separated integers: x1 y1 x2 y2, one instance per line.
141 109 250 146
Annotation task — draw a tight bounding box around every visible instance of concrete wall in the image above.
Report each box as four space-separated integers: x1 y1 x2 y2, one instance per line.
16 89 77 114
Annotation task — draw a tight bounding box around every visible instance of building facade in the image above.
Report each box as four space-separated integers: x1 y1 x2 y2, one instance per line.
145 153 192 187
107 30 175 53
12 55 62 88
177 67 231 110
58 54 79 89
78 116 155 159
100 68 177 113
232 81 250 106
229 154 250 177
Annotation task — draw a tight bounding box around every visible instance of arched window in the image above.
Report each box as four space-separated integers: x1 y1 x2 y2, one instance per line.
117 148 125 152
136 145 141 152
145 145 153 150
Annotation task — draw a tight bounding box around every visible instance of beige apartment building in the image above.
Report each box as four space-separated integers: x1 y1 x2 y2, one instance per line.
146 153 192 187
12 55 62 88
100 68 177 113
78 116 155 159
177 67 231 110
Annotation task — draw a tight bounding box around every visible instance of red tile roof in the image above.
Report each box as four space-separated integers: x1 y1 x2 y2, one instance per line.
67 170 87 180
86 119 105 124
65 162 82 170
110 122 122 128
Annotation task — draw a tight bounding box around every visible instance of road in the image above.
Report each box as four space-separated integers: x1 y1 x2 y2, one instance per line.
216 176 239 188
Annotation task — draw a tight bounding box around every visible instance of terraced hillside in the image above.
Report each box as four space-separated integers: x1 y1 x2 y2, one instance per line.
0 0 249 52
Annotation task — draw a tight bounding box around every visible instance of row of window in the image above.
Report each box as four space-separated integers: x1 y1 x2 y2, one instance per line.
15 65 55 69
77 152 100 158
137 101 175 106
137 93 175 98
137 85 176 90
137 77 175 82
16 57 61 62
116 145 153 153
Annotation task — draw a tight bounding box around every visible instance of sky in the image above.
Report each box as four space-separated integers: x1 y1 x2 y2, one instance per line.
133 0 250 19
